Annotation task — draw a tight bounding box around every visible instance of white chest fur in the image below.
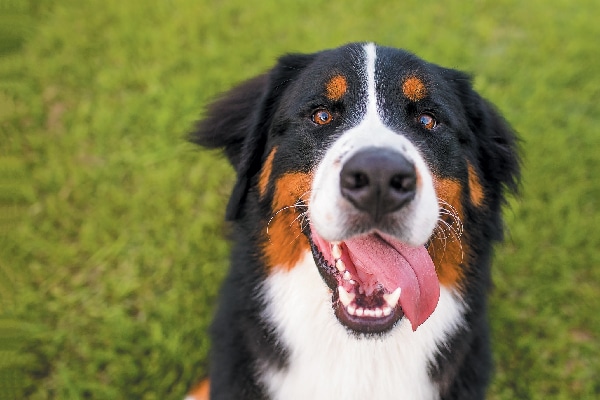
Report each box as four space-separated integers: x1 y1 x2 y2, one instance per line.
259 252 465 400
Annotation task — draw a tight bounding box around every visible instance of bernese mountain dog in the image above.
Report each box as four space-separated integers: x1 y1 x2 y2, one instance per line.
186 43 519 400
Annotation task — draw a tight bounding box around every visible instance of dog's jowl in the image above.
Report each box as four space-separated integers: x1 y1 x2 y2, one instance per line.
187 43 519 400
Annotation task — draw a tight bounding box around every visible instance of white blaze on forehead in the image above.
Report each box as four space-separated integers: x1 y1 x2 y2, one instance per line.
364 42 378 116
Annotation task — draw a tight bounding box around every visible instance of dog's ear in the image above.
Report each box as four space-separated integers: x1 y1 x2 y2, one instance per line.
473 96 521 199
190 53 315 220
444 69 521 198
189 74 269 169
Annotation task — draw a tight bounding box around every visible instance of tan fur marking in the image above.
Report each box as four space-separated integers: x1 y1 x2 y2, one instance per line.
187 378 210 400
258 147 277 197
402 76 427 101
468 163 485 207
325 75 348 101
429 177 466 287
264 172 313 270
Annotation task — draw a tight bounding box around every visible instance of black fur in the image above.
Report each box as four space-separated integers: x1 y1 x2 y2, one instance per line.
190 43 520 399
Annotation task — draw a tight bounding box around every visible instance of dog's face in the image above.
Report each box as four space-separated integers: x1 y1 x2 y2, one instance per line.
192 43 518 336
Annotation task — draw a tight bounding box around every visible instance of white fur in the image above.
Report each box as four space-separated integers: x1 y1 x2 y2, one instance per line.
259 252 466 400
309 43 439 246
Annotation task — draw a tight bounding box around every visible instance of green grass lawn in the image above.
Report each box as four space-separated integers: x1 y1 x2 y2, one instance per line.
1 0 599 398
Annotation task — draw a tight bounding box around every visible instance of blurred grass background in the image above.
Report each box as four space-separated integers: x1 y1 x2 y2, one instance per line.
0 0 598 398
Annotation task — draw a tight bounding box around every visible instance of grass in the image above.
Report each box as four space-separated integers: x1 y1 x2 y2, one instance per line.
0 0 598 398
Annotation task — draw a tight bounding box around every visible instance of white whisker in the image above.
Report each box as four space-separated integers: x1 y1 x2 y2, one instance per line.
266 190 313 244
431 202 465 263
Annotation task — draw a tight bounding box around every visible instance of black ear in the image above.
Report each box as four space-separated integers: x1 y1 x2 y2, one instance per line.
189 74 269 220
474 96 521 199
445 69 521 198
189 74 269 170
189 53 315 220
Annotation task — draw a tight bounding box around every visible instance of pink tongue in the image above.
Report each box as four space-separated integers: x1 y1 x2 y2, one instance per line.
345 235 440 331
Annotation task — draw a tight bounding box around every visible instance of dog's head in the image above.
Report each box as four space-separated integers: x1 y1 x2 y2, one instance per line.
191 43 519 335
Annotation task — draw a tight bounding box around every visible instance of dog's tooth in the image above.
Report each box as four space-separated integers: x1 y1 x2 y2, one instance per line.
338 286 355 306
382 305 392 316
343 270 351 281
375 308 383 318
383 288 401 308
356 307 364 317
347 304 356 315
335 259 346 273
331 243 342 259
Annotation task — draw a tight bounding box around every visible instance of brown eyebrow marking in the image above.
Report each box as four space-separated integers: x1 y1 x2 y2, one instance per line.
402 76 427 101
325 75 348 101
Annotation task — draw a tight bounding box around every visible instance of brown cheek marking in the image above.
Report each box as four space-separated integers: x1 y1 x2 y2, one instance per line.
429 177 467 288
325 75 348 101
263 172 313 271
258 147 277 198
468 163 485 207
402 76 427 101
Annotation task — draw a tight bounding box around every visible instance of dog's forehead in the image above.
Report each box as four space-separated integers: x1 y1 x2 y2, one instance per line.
309 44 429 78
285 44 445 108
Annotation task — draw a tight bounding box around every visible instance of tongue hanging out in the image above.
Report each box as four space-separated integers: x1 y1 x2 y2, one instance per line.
311 226 440 331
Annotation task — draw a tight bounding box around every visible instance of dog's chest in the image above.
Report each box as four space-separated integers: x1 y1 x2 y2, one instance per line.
258 252 465 400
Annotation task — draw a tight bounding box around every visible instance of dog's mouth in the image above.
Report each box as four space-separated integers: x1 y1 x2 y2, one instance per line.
308 226 440 334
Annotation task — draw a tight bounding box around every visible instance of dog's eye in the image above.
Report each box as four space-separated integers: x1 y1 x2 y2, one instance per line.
312 109 333 125
418 113 436 130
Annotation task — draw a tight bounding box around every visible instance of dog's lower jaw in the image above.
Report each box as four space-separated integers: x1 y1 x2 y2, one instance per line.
259 251 466 400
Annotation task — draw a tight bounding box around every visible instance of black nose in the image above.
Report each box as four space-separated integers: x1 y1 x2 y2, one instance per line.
340 148 417 221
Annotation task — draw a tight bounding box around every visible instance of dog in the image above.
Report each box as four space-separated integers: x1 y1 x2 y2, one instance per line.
186 43 519 400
